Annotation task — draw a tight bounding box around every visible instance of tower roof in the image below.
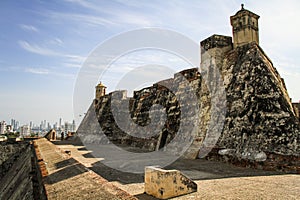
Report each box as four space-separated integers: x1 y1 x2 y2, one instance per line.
96 82 106 88
233 4 260 19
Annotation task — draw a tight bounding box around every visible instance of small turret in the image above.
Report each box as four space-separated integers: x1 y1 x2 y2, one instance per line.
230 4 260 48
95 82 106 99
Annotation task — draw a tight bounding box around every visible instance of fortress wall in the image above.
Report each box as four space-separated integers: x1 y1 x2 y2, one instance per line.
92 68 202 156
218 43 299 157
78 40 299 172
0 142 47 200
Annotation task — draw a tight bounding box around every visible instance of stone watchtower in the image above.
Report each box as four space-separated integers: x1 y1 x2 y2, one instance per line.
230 4 260 48
95 82 106 99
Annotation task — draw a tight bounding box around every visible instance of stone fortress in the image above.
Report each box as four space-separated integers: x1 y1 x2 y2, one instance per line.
78 5 300 172
1 5 299 200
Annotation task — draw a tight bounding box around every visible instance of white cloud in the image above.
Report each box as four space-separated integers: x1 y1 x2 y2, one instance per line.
66 54 86 64
63 63 82 68
25 67 76 79
18 40 59 56
19 24 39 32
48 38 64 46
18 40 85 69
64 0 96 10
25 68 49 75
64 54 86 68
47 11 116 27
52 71 77 79
62 0 156 27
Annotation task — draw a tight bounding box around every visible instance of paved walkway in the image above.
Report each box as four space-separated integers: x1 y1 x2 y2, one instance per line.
34 138 137 200
54 139 300 200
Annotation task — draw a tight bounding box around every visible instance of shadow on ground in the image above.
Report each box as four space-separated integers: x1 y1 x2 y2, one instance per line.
88 157 283 185
44 158 88 185
90 161 144 184
52 138 289 200
53 138 283 184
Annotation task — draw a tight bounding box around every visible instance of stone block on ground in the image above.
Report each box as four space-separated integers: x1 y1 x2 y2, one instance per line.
145 166 197 199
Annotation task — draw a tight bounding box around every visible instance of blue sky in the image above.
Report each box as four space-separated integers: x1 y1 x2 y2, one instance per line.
0 0 299 126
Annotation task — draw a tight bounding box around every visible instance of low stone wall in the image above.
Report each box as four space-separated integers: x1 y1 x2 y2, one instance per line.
206 148 300 174
0 142 47 200
34 138 138 200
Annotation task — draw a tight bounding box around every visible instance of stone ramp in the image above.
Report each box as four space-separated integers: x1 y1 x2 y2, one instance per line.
34 138 137 200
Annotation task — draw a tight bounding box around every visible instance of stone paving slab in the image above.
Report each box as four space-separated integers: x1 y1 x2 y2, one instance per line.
54 140 300 200
34 138 137 200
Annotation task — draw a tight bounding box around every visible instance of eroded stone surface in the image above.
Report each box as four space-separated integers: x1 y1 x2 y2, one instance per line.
219 43 299 157
77 10 300 172
78 41 299 172
144 166 197 199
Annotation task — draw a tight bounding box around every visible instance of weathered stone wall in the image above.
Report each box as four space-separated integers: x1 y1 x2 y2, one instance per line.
202 42 300 173
218 42 299 157
92 68 201 156
292 103 300 120
0 142 47 200
78 36 299 172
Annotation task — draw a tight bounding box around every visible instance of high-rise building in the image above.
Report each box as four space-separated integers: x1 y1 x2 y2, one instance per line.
72 120 76 132
20 125 31 137
47 122 51 131
11 119 15 130
0 121 7 134
15 121 19 131
64 122 72 134
53 122 57 130
59 118 62 128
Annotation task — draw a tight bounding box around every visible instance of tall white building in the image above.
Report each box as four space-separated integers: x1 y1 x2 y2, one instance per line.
0 121 7 134
20 125 31 137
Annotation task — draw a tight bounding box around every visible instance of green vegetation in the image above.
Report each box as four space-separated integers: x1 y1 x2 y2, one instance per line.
5 132 20 139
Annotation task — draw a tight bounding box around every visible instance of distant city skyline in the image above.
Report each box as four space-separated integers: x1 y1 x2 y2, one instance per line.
3 117 75 131
1 1 300 125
